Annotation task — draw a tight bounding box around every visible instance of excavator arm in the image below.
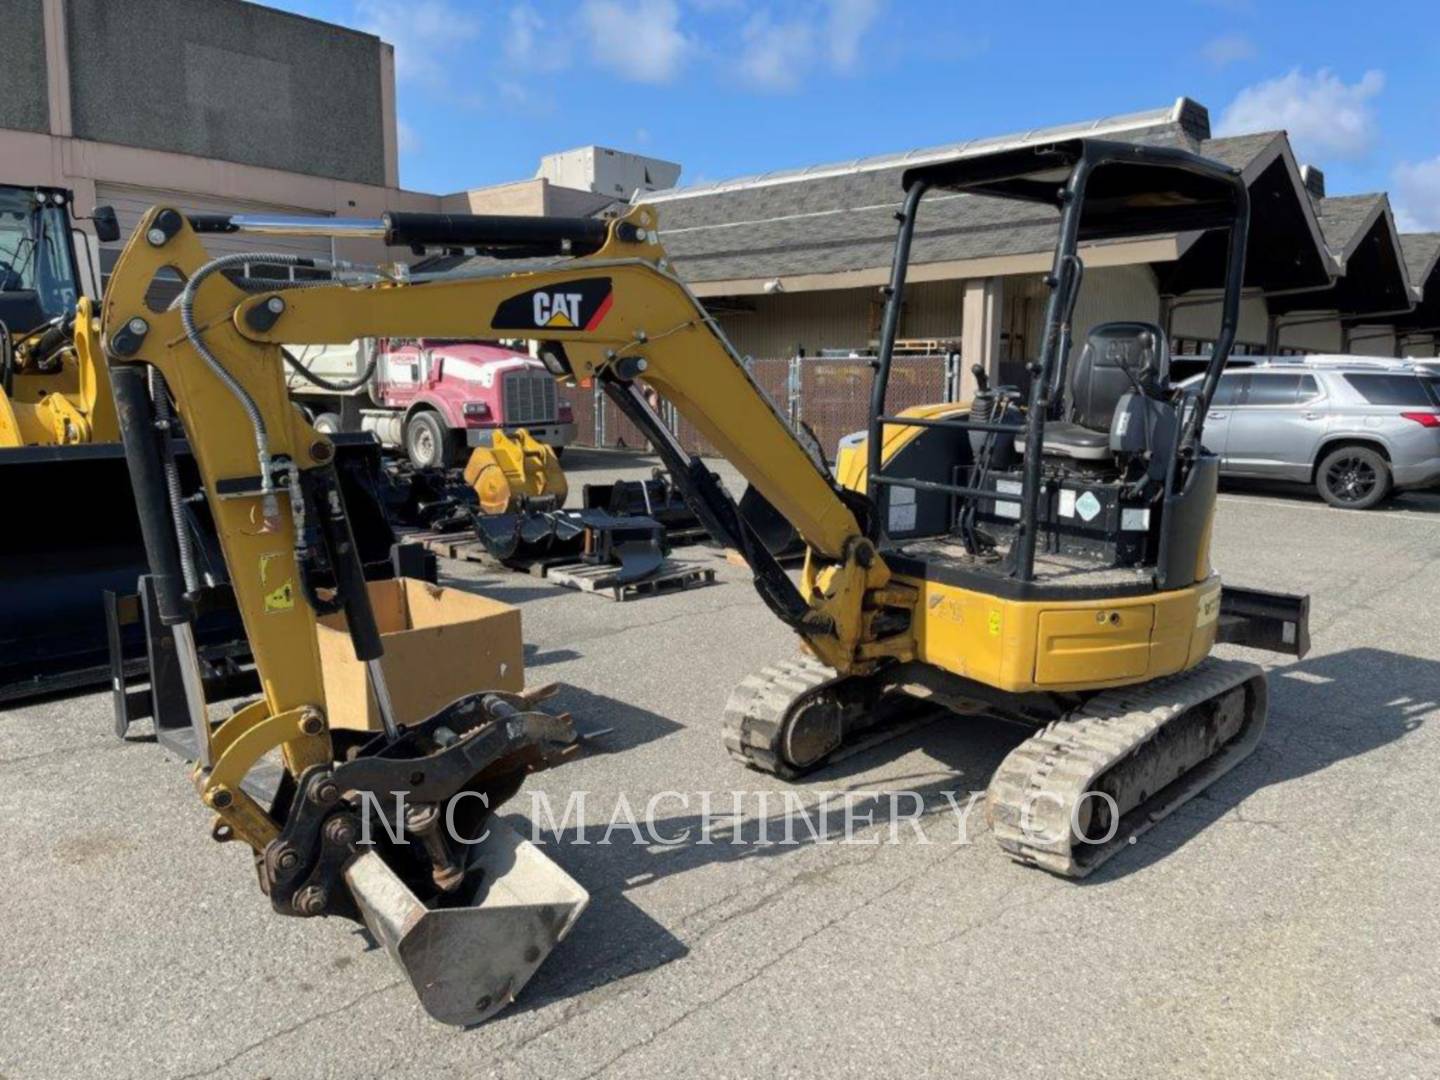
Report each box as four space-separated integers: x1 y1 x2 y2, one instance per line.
96 202 906 1024
107 204 910 675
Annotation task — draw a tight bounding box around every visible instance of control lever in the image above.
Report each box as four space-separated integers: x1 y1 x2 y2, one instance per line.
971 363 990 394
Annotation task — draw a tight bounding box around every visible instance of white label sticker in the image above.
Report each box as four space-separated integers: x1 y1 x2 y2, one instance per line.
1075 491 1102 522
1121 508 1150 531
992 478 1022 519
890 502 918 531
1059 489 1077 518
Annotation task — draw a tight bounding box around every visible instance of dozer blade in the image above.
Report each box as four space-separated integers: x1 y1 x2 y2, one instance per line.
345 819 588 1026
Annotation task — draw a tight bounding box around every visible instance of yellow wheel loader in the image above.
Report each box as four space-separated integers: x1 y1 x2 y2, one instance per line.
99 137 1306 1023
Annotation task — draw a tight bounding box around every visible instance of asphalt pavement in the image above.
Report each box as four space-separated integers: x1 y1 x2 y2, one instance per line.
3 448 1438 1080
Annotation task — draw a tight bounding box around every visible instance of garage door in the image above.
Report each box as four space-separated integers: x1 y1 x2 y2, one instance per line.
95 183 334 306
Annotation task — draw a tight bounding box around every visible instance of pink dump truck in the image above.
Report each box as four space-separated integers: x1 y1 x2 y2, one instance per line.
286 338 576 467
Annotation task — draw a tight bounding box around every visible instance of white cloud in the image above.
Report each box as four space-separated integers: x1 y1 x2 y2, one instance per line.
505 4 569 70
1201 32 1256 68
396 118 421 155
357 0 481 85
736 0 884 93
1393 157 1440 231
582 0 691 83
738 12 812 91
1216 68 1385 161
825 0 881 71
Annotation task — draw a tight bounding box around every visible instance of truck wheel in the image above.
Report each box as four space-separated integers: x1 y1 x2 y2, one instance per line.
406 411 455 469
1316 445 1391 509
313 412 342 435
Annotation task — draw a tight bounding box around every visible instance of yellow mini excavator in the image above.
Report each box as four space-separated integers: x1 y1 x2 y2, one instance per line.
99 138 1307 1022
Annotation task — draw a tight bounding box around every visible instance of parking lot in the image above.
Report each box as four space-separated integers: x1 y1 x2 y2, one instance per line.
3 448 1439 1080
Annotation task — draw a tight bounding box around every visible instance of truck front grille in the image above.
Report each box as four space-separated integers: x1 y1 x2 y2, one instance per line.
502 368 558 426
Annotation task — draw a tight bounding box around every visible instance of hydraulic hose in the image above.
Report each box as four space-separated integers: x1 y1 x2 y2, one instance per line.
281 342 379 393
177 251 343 521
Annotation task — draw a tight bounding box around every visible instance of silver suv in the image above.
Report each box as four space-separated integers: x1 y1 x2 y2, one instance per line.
1181 356 1440 509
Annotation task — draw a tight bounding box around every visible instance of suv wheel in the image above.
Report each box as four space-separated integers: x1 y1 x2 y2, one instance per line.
1317 446 1391 509
405 411 455 469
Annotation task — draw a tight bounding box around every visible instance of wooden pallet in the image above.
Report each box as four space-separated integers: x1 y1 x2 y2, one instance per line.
724 546 807 569
413 530 567 577
544 558 717 601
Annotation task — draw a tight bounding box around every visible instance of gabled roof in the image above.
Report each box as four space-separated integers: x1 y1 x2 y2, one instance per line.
1159 131 1334 294
1392 234 1440 335
1271 193 1415 319
1400 233 1440 287
1316 194 1387 261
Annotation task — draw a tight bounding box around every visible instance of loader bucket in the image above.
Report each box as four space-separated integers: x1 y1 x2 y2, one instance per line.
0 434 403 703
344 818 588 1026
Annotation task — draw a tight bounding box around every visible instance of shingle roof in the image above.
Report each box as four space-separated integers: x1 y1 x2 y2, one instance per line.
647 117 1297 287
1197 132 1282 172
1315 194 1384 257
650 121 1209 284
1399 233 1440 285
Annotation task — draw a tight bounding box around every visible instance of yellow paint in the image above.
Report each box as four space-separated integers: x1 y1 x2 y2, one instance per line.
0 298 118 448
464 429 568 515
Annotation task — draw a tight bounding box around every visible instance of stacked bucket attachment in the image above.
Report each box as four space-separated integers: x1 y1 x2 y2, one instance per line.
462 431 678 584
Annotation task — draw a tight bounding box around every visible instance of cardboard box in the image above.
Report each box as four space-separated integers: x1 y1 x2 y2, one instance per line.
317 578 523 732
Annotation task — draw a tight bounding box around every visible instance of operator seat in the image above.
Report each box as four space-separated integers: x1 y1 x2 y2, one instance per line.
1019 321 1170 461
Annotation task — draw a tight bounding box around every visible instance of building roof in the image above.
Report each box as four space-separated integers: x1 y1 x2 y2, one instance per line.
1315 194 1387 260
646 105 1207 290
645 100 1206 203
1271 193 1414 319
424 99 1330 300
1400 233 1440 286
636 103 1332 298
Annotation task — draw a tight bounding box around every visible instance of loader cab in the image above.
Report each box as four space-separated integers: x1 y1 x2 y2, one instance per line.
0 185 88 338
863 138 1249 596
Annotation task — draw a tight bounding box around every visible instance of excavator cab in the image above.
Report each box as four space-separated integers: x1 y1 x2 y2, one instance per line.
859 139 1251 592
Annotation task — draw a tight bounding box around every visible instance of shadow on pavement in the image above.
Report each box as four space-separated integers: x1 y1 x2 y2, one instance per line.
503 646 1431 1013
1086 645 1432 882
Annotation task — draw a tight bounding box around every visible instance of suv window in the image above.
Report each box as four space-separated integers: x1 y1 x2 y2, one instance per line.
1297 374 1320 402
1211 374 1247 406
1342 373 1439 407
1243 373 1303 406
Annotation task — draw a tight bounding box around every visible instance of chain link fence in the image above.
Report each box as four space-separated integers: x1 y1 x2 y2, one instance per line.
563 353 961 461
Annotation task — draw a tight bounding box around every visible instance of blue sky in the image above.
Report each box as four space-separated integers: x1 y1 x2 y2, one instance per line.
265 0 1440 229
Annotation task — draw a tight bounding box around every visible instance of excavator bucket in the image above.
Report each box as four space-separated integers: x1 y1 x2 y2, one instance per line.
345 819 588 1026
